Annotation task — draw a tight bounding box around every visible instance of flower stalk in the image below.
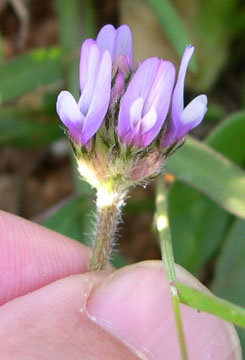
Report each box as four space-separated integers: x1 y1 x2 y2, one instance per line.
155 176 188 360
89 184 126 271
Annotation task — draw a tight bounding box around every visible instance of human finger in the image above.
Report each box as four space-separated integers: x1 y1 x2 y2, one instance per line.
0 260 241 359
0 210 90 305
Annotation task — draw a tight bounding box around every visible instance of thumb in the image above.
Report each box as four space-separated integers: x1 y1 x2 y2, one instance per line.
87 261 241 359
0 261 241 359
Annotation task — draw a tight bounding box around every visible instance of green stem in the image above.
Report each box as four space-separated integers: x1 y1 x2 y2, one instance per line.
90 187 124 271
156 177 189 360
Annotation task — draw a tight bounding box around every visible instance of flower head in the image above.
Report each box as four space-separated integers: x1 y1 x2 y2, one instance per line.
162 45 207 147
56 25 207 188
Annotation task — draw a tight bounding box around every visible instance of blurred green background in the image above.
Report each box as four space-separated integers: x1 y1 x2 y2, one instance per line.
0 0 245 351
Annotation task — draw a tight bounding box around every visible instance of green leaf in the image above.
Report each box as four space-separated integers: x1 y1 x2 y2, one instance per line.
176 281 245 329
206 110 245 164
194 0 240 90
204 102 226 122
110 252 128 269
211 219 245 351
168 111 245 346
82 0 96 39
56 0 83 52
166 136 245 218
168 183 229 274
42 195 91 244
125 198 154 213
212 219 245 305
0 47 63 103
0 107 62 148
42 195 128 268
145 0 197 72
168 111 245 274
56 0 84 98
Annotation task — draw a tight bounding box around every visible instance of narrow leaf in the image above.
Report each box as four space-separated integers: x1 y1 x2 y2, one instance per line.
176 281 245 328
168 111 245 274
110 253 128 269
42 195 127 268
56 0 82 51
42 195 91 243
0 47 63 103
145 0 197 72
212 219 245 306
206 110 245 164
82 0 96 38
212 218 245 350
166 136 245 218
0 108 62 148
168 183 229 274
56 0 83 97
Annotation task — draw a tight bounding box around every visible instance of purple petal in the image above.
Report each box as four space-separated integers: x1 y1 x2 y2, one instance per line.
177 94 207 139
79 41 103 116
161 117 177 148
119 98 143 146
171 45 194 128
162 45 197 147
141 108 157 135
162 95 207 147
79 39 97 93
128 102 157 145
96 24 116 58
114 25 133 67
142 60 175 146
56 91 85 143
81 50 112 144
96 24 133 67
118 58 161 138
129 98 144 128
118 57 175 147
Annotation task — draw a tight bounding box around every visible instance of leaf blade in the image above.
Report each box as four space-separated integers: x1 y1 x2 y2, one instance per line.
166 136 245 218
168 111 245 274
176 281 245 328
0 47 63 103
145 0 197 72
0 107 62 148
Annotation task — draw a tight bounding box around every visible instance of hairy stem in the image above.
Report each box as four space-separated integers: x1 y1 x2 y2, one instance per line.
156 177 189 360
89 186 124 271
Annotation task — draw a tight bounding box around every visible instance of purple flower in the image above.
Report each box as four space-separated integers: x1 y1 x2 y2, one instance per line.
118 57 175 148
56 39 112 145
162 45 207 147
96 24 133 75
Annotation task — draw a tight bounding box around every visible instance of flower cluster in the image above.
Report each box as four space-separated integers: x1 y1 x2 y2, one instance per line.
57 24 207 189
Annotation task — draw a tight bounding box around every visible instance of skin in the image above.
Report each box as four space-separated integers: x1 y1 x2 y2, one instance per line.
0 210 242 359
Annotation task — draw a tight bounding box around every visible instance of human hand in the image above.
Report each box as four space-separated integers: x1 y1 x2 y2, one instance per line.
0 211 241 359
